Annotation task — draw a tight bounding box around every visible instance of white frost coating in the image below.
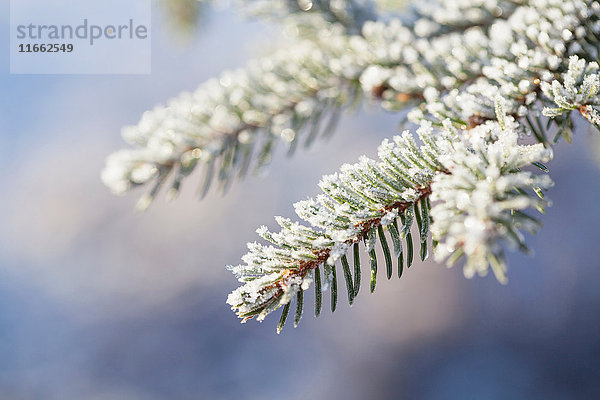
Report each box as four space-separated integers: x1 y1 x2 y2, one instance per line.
100 0 600 329
103 0 597 209
542 56 600 127
406 0 597 126
102 30 358 201
227 103 553 323
430 117 553 284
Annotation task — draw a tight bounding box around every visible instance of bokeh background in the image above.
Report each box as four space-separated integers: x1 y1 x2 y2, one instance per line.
2 1 600 399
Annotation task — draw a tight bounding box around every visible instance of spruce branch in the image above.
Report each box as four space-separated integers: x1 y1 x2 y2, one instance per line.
406 0 598 133
105 0 591 208
227 104 552 332
103 0 600 332
102 5 523 208
102 35 357 210
542 55 600 130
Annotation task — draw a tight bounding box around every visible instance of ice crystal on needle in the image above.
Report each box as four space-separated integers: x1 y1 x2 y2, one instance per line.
431 116 553 283
542 56 600 128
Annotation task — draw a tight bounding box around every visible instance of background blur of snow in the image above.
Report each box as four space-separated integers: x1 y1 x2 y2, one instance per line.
1 1 600 398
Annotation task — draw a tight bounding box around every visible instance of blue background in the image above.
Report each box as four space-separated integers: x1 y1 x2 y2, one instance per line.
1 0 600 398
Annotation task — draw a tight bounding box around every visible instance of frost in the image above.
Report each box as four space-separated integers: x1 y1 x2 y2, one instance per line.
99 0 599 328
542 56 600 127
228 110 554 323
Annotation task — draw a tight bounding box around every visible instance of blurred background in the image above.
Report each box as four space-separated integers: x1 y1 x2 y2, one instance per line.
1 0 600 399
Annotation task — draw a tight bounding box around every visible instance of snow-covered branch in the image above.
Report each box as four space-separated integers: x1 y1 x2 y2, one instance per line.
542 56 600 129
227 104 552 331
105 0 600 332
